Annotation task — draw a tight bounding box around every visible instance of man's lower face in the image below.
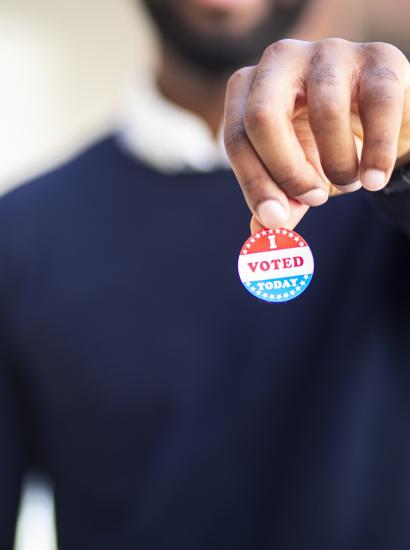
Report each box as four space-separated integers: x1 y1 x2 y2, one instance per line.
148 0 274 35
142 0 310 76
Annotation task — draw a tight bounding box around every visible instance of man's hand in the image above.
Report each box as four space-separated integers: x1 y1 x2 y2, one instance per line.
224 39 410 231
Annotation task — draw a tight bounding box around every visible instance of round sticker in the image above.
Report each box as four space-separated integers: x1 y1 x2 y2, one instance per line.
238 228 314 303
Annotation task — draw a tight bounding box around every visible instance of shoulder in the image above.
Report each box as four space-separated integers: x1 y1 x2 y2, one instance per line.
0 136 121 218
0 136 130 273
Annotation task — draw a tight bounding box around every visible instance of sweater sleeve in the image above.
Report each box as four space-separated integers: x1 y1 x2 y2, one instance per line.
368 165 410 238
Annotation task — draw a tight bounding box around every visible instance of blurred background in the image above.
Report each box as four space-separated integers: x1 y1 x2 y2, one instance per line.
0 0 157 195
0 1 409 549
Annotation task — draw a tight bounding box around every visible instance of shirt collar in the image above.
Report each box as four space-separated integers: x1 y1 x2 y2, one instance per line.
116 76 231 174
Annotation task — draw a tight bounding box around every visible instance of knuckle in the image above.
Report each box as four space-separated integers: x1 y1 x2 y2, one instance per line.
321 100 343 120
226 70 242 90
250 68 272 92
244 103 272 133
241 174 269 199
224 124 247 156
278 167 304 190
381 42 406 63
311 38 349 65
370 67 400 84
364 41 402 59
366 136 396 151
364 90 402 110
317 37 349 51
363 42 388 58
309 65 339 87
363 43 407 78
263 39 295 57
323 165 358 185
227 66 255 90
309 41 346 87
312 98 343 122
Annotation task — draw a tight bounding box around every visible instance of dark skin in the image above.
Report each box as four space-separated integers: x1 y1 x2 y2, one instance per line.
153 1 410 230
153 0 278 136
158 48 226 137
224 39 410 230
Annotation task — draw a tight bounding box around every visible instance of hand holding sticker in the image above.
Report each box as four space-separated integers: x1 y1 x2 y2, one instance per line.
238 228 314 303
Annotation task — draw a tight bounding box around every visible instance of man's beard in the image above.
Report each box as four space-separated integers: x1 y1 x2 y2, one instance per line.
142 0 310 78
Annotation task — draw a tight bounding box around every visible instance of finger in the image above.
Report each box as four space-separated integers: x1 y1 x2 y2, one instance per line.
358 43 408 191
250 216 264 234
307 39 361 191
250 198 309 234
244 40 329 206
292 111 349 197
224 67 290 228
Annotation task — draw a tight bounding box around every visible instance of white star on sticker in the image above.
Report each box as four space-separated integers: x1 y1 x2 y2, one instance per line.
298 243 304 247
251 286 256 291
263 293 268 298
270 294 275 300
275 229 280 234
257 291 262 295
304 274 309 279
288 232 294 239
250 238 255 243
246 243 251 248
290 290 295 295
268 229 274 234
294 237 300 242
283 293 289 298
301 281 306 286
242 250 248 255
296 286 301 291
256 233 261 239
245 281 251 287
277 294 283 299
282 229 287 235
261 230 267 236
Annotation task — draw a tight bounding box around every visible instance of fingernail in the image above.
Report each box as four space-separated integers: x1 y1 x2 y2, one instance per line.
296 188 328 206
335 181 362 193
362 169 386 191
257 200 288 228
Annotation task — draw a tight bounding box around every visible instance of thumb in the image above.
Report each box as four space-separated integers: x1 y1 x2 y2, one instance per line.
251 199 309 233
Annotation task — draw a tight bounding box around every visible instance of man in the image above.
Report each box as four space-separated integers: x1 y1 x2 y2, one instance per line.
1 1 409 549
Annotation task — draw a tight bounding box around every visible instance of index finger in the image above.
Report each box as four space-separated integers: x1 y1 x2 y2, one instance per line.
224 67 309 229
244 40 329 206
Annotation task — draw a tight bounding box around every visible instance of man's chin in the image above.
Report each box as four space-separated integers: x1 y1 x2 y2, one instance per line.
142 0 310 77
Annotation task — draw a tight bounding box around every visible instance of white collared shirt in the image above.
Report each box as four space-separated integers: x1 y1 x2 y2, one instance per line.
117 77 231 174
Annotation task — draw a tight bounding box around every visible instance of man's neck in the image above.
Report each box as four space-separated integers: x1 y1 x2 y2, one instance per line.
157 46 227 138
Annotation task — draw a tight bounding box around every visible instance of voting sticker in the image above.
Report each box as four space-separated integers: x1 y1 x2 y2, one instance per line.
238 228 314 303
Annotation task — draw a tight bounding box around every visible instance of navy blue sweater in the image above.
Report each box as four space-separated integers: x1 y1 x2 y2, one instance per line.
0 137 409 550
